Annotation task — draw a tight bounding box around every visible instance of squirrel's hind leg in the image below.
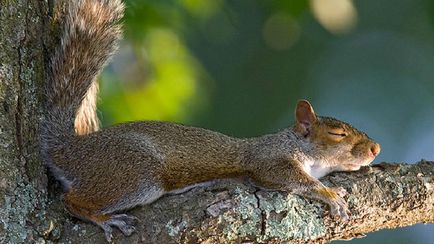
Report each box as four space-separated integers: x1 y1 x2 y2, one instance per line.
64 191 137 242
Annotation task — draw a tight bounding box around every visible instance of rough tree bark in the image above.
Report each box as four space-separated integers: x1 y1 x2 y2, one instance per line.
0 2 433 244
0 0 52 243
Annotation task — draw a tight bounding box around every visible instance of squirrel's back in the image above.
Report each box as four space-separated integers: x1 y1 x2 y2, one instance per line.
51 120 244 191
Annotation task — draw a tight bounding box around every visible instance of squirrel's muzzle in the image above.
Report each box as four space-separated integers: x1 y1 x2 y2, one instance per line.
370 143 381 157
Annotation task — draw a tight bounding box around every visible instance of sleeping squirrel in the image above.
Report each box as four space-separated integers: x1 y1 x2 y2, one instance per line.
41 0 381 242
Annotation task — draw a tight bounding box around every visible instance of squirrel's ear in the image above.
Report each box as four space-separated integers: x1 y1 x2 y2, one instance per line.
295 100 317 133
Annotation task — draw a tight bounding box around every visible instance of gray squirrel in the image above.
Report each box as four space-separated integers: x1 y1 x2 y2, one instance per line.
41 0 381 242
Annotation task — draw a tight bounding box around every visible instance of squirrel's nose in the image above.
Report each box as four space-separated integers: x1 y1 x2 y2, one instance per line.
370 143 381 157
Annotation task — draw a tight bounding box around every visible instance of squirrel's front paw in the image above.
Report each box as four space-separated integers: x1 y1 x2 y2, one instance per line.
317 186 349 221
331 186 347 197
329 193 349 221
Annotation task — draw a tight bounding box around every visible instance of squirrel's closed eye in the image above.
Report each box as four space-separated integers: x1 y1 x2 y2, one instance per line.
327 127 348 139
328 132 347 137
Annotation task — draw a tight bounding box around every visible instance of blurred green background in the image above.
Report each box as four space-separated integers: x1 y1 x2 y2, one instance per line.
99 0 434 243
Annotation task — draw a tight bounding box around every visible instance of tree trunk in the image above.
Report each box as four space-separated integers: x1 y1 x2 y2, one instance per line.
0 0 51 243
1 1 433 244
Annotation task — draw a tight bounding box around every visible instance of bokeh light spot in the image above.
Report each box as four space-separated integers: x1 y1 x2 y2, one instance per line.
263 13 301 50
310 0 358 35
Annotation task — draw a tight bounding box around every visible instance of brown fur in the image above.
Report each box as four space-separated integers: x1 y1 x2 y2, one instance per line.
65 190 111 222
42 1 380 242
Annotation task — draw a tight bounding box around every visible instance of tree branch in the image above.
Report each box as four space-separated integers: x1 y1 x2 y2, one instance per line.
51 161 434 243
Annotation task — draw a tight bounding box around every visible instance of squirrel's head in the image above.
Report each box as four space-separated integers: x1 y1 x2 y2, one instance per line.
293 100 380 172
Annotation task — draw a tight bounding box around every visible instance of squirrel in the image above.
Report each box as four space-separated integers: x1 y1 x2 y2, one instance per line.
41 0 381 242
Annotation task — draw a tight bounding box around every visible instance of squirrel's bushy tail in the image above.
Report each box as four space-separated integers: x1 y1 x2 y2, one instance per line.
42 0 123 147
